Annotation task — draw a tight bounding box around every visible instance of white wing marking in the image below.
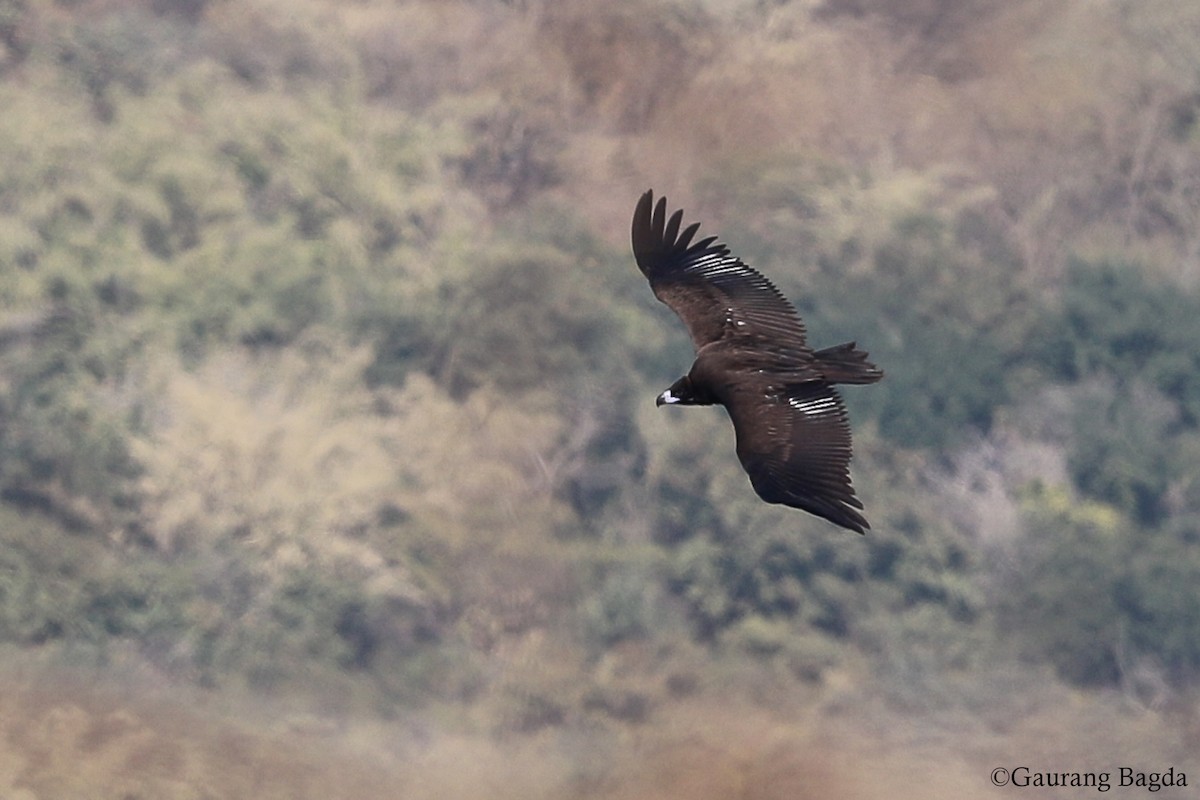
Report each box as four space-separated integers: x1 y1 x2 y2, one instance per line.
788 394 838 418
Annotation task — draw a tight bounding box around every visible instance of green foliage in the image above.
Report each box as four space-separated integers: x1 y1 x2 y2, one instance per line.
1120 523 1200 676
0 504 191 657
0 507 90 644
658 441 984 675
577 565 663 650
1022 260 1200 522
238 569 384 684
1031 260 1200 426
53 7 195 121
996 491 1129 685
0 279 142 529
426 245 616 396
363 204 635 400
818 210 1029 449
1000 487 1200 685
1066 380 1182 524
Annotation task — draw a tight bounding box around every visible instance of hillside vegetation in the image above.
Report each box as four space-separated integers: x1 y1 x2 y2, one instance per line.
2 0 1200 794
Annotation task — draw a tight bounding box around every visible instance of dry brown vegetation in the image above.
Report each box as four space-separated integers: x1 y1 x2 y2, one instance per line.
2 659 1196 799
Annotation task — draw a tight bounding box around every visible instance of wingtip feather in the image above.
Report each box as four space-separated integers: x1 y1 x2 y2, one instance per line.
652 196 667 237
677 221 702 250
663 208 684 246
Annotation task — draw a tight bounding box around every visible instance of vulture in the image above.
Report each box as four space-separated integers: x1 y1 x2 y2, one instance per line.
631 191 883 533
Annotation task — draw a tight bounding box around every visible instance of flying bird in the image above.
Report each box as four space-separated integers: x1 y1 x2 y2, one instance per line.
631 191 882 533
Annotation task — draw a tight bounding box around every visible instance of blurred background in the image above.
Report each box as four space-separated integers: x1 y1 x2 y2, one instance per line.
1 0 1199 796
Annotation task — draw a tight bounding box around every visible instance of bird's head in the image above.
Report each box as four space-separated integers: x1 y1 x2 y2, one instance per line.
657 375 708 406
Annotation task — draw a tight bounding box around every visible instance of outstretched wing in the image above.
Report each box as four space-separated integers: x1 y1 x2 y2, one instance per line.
631 190 811 353
727 380 868 533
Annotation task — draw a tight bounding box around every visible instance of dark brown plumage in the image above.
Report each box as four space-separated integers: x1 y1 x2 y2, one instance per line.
631 190 883 533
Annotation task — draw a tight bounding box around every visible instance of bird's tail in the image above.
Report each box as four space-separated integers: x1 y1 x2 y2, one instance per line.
815 342 883 385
